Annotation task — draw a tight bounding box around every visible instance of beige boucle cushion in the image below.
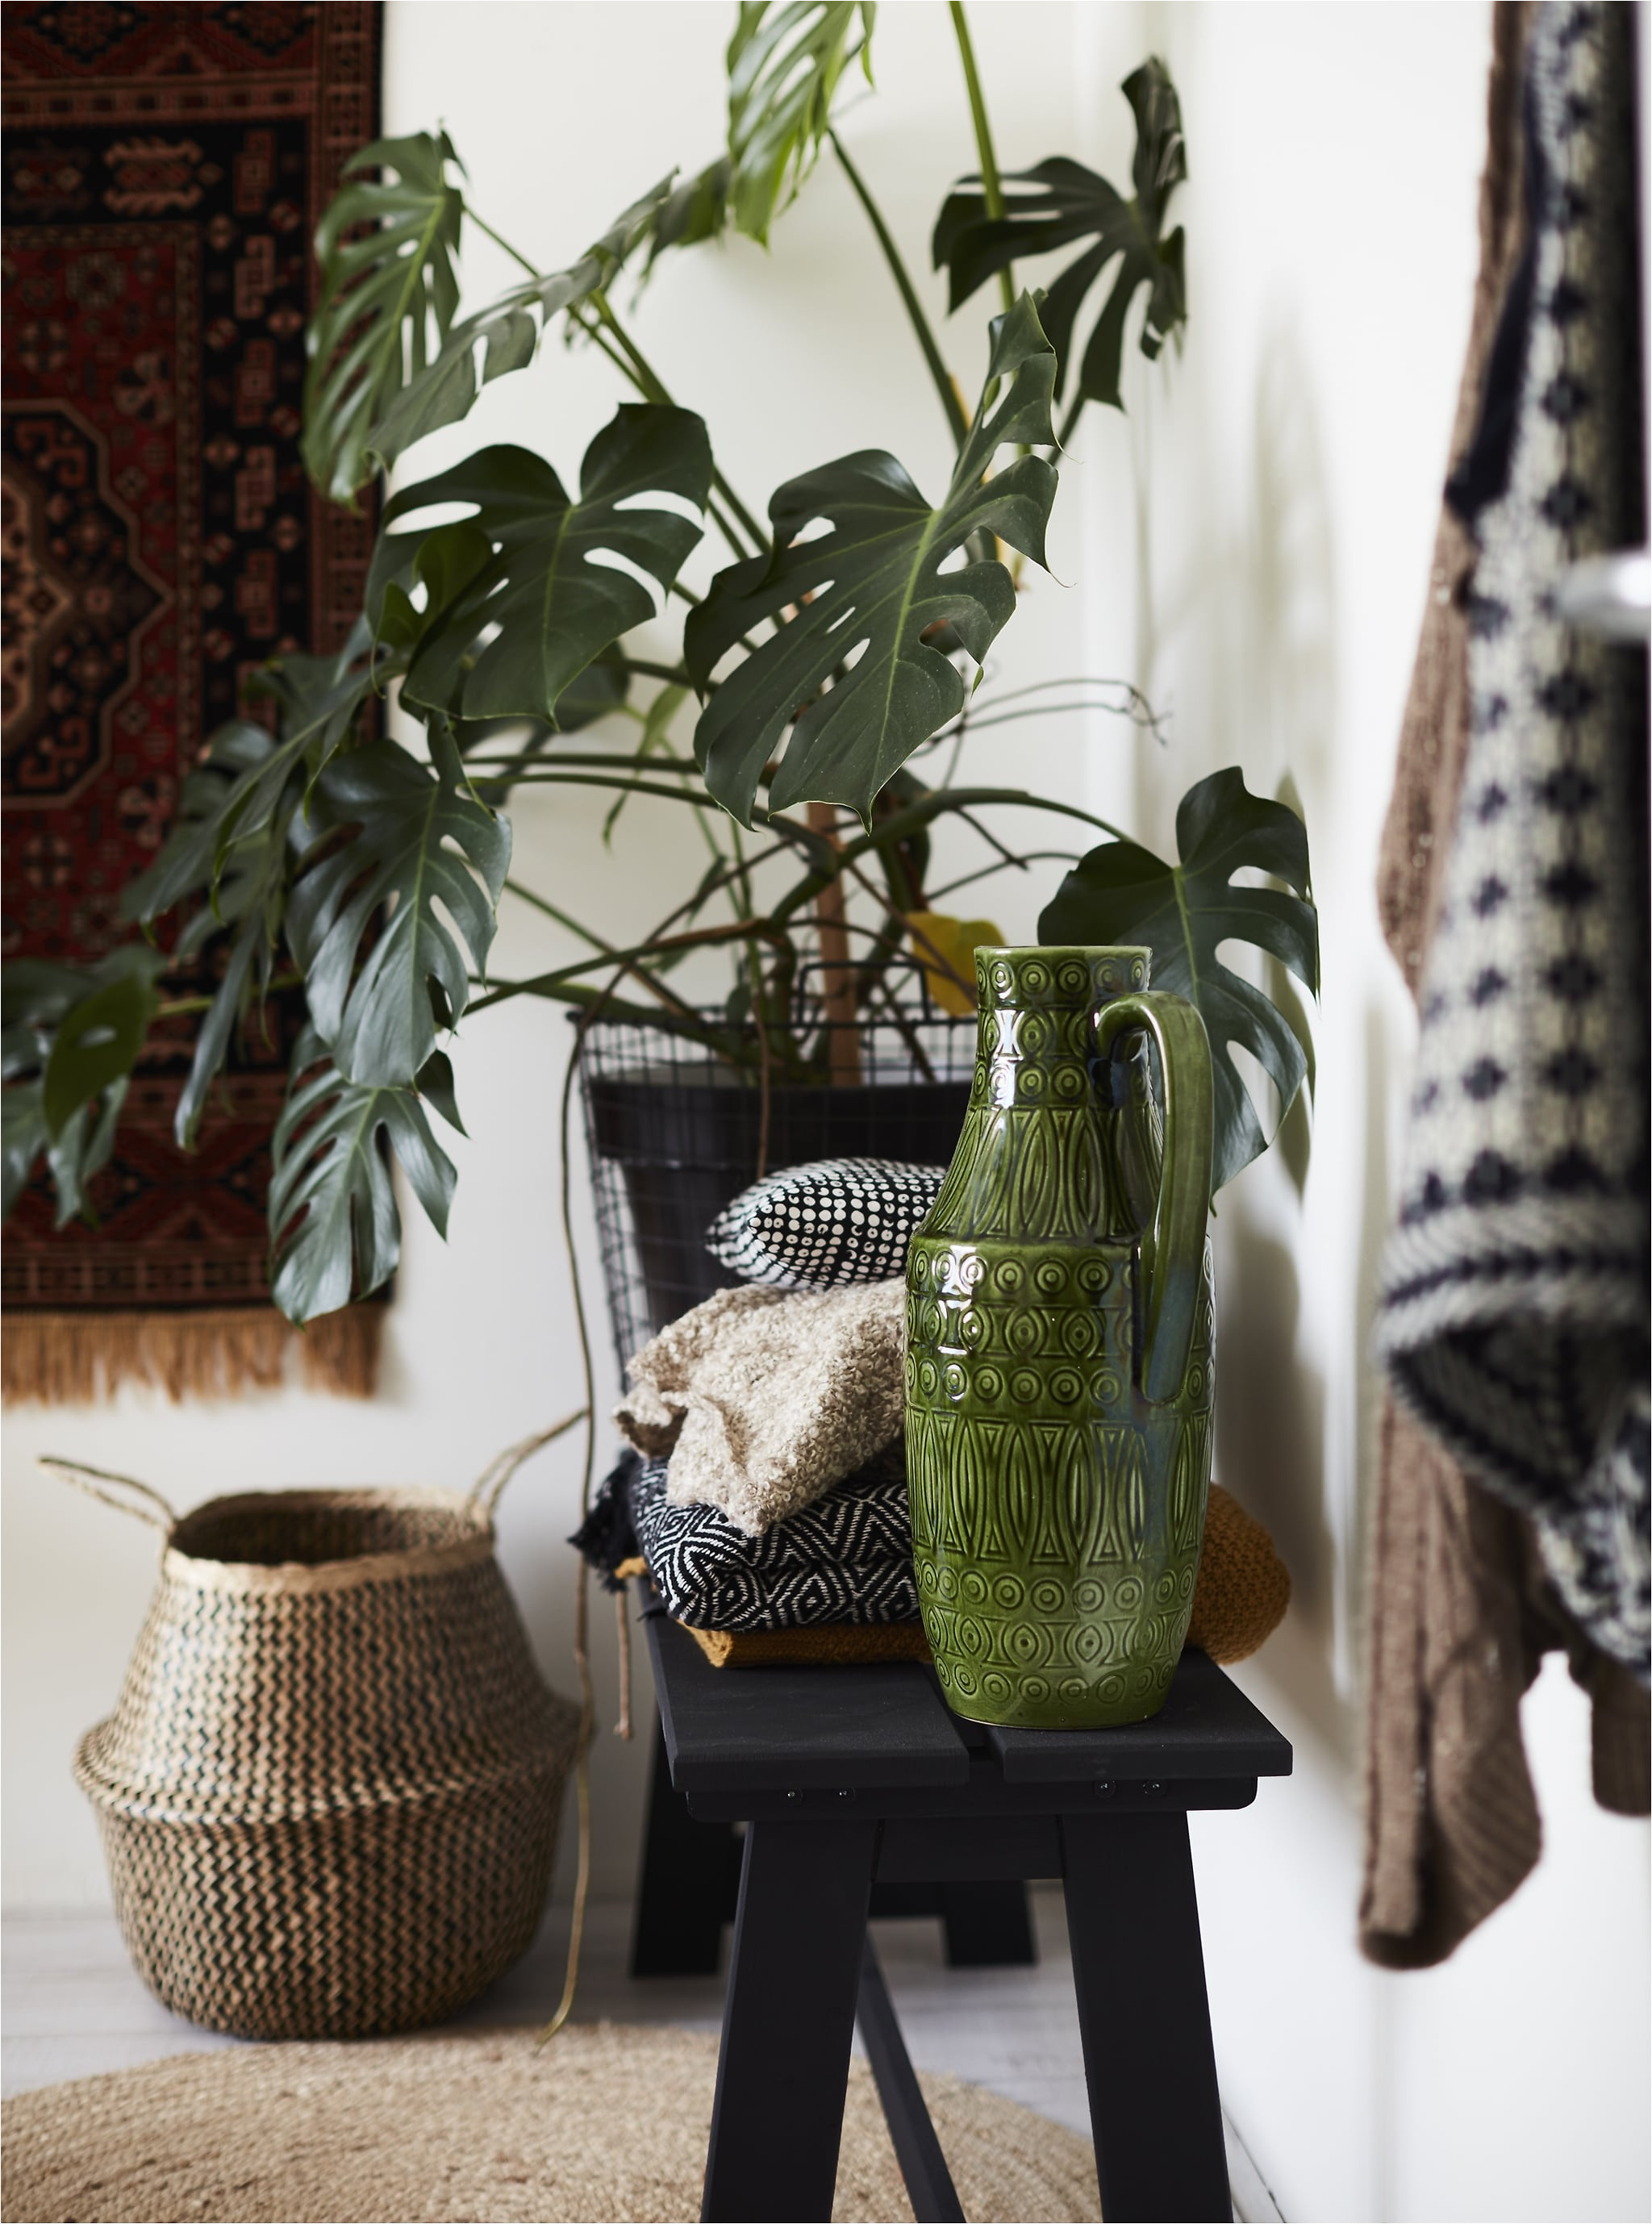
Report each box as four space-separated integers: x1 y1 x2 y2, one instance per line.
615 1281 905 1535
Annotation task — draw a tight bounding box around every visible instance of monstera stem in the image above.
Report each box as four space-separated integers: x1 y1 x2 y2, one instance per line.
807 799 862 1083
949 2 1016 316
588 290 770 556
463 205 542 280
828 131 967 450
461 200 770 560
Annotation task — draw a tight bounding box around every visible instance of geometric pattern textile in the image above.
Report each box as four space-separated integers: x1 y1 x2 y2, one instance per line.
706 1156 947 1289
628 1451 921 1631
1 4 382 1396
1378 2 1650 1678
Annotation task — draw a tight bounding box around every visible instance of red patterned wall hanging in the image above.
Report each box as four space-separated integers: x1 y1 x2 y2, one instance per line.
2 2 383 1402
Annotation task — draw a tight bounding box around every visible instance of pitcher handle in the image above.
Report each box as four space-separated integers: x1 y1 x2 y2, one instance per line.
1094 993 1213 1404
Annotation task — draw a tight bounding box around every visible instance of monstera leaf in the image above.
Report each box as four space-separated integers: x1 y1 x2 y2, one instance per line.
115 724 295 1148
453 652 630 775
617 7 872 273
367 410 712 726
127 626 379 920
728 2 875 243
636 157 734 273
1 948 167 1222
120 631 390 1147
269 1030 460 1325
286 724 511 1087
303 132 465 503
932 60 1187 412
365 177 676 478
686 293 1058 828
1037 767 1318 1194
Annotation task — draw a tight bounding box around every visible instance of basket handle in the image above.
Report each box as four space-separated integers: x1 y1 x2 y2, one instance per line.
40 1456 177 1532
466 1411 587 1520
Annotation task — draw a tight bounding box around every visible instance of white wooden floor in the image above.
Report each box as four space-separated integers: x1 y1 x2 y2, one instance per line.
2 1888 1281 2220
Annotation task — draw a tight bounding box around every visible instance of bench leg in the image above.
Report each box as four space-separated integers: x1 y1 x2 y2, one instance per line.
630 1717 740 1976
857 1936 964 2224
1060 1810 1231 2223
939 1880 1037 1967
702 1817 878 2223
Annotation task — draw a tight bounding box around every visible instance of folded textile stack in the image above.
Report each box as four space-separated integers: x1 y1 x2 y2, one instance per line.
584 1157 1291 1670
579 1445 1290 1671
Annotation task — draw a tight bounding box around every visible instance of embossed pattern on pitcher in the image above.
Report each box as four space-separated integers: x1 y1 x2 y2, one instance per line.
905 947 1215 1730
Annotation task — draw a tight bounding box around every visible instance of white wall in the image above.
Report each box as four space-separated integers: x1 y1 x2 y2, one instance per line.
3 7 1646 2220
1098 7 1651 2222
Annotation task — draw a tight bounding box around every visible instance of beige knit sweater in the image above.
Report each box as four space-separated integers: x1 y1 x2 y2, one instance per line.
615 1282 906 1536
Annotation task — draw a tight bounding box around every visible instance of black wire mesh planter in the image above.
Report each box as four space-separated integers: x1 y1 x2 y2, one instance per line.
576 974 975 1374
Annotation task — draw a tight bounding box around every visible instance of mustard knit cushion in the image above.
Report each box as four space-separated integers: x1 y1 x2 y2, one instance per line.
678 1482 1291 1669
1187 1483 1292 1664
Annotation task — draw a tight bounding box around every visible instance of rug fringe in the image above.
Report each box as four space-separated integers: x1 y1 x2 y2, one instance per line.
1 1306 382 1405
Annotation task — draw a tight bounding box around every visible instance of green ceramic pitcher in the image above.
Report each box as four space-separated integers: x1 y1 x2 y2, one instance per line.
905 946 1216 1729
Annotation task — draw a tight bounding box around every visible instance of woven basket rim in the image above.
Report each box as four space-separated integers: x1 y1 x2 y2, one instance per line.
73 1695 582 1826
161 1486 494 1594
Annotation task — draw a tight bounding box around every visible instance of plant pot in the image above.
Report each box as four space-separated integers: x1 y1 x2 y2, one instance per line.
579 1016 974 1368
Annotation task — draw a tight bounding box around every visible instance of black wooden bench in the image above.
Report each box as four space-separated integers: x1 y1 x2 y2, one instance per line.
639 1609 1292 2224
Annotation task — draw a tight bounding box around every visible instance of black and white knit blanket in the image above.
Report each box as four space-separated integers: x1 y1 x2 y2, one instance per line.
1378 3 1649 1679
628 1452 918 1631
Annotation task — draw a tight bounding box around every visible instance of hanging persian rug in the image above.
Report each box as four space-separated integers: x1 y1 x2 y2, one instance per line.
1 3 384 1403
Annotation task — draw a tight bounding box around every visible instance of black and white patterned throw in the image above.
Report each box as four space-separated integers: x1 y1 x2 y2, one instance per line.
706 1157 947 1289
628 1451 919 1629
1379 3 1649 1678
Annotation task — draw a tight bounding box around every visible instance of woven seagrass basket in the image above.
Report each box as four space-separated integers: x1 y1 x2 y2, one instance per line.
49 1433 582 2042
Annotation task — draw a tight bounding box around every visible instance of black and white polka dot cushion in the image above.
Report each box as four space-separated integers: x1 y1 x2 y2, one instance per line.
706 1158 947 1290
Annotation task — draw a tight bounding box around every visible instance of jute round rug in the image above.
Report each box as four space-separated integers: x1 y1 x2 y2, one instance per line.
0 2022 1102 2224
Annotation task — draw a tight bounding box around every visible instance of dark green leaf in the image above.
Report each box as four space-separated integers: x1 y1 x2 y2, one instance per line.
126 627 378 927
44 1086 128 1229
453 651 630 770
932 59 1187 411
2 960 99 1079
728 2 875 243
37 946 167 1134
302 131 465 502
366 177 677 477
268 1029 459 1325
553 649 632 734
286 722 510 1087
1 946 165 1218
171 914 272 1154
122 720 280 925
368 410 712 726
686 293 1058 827
1037 766 1318 1193
636 156 735 273
3 949 164 1074
2 1084 48 1220
414 1048 466 1137
250 621 384 828
118 635 385 1150
116 724 296 1149
42 970 158 1139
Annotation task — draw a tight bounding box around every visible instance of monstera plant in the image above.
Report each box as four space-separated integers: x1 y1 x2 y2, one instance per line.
1 2 1318 1327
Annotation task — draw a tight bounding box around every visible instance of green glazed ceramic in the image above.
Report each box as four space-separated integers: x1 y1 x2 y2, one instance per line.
905 946 1216 1729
